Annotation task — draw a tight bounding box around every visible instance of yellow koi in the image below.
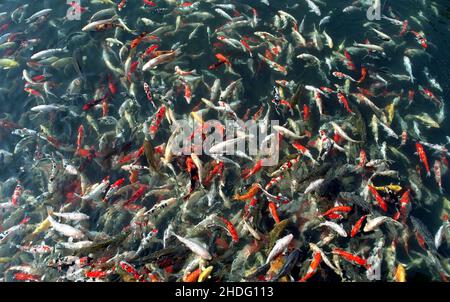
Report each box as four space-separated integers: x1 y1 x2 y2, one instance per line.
198 266 213 282
394 263 406 282
385 103 395 126
373 184 402 193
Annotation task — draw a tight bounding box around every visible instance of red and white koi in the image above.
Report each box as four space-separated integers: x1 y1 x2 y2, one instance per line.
17 244 52 255
11 183 23 206
336 92 353 114
333 71 356 82
410 30 427 49
265 175 283 191
399 189 411 223
401 129 407 146
257 53 287 75
356 149 367 169
269 155 301 177
299 252 321 282
343 50 357 71
399 20 409 36
104 178 125 201
119 261 140 279
331 122 361 143
418 86 442 107
183 81 192 104
292 142 316 163
148 105 166 139
76 124 84 150
434 160 443 192
143 82 156 109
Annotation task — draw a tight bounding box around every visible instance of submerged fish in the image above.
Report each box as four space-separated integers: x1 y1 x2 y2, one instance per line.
0 0 447 284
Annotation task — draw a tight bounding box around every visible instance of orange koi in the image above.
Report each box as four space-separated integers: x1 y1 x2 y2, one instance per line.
86 270 108 279
183 268 201 282
220 217 239 243
350 215 367 237
332 248 370 269
233 183 260 201
242 159 263 180
415 142 431 176
357 67 367 84
14 273 40 282
321 206 352 217
337 92 352 114
215 53 231 66
368 185 388 212
303 104 310 121
268 202 280 224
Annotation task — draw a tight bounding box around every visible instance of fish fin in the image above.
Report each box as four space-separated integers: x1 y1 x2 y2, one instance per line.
46 206 54 216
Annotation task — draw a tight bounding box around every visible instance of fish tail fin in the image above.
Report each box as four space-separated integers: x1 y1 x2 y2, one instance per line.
46 206 54 216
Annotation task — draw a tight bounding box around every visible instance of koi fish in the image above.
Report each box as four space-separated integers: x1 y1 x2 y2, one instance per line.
268 202 281 224
433 160 442 192
104 178 125 201
219 217 239 243
11 183 23 206
321 206 352 217
336 92 353 114
350 215 367 237
410 30 427 49
148 105 166 139
234 183 260 201
266 234 293 264
415 142 431 176
332 248 370 269
242 159 263 180
299 252 321 282
367 185 388 212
